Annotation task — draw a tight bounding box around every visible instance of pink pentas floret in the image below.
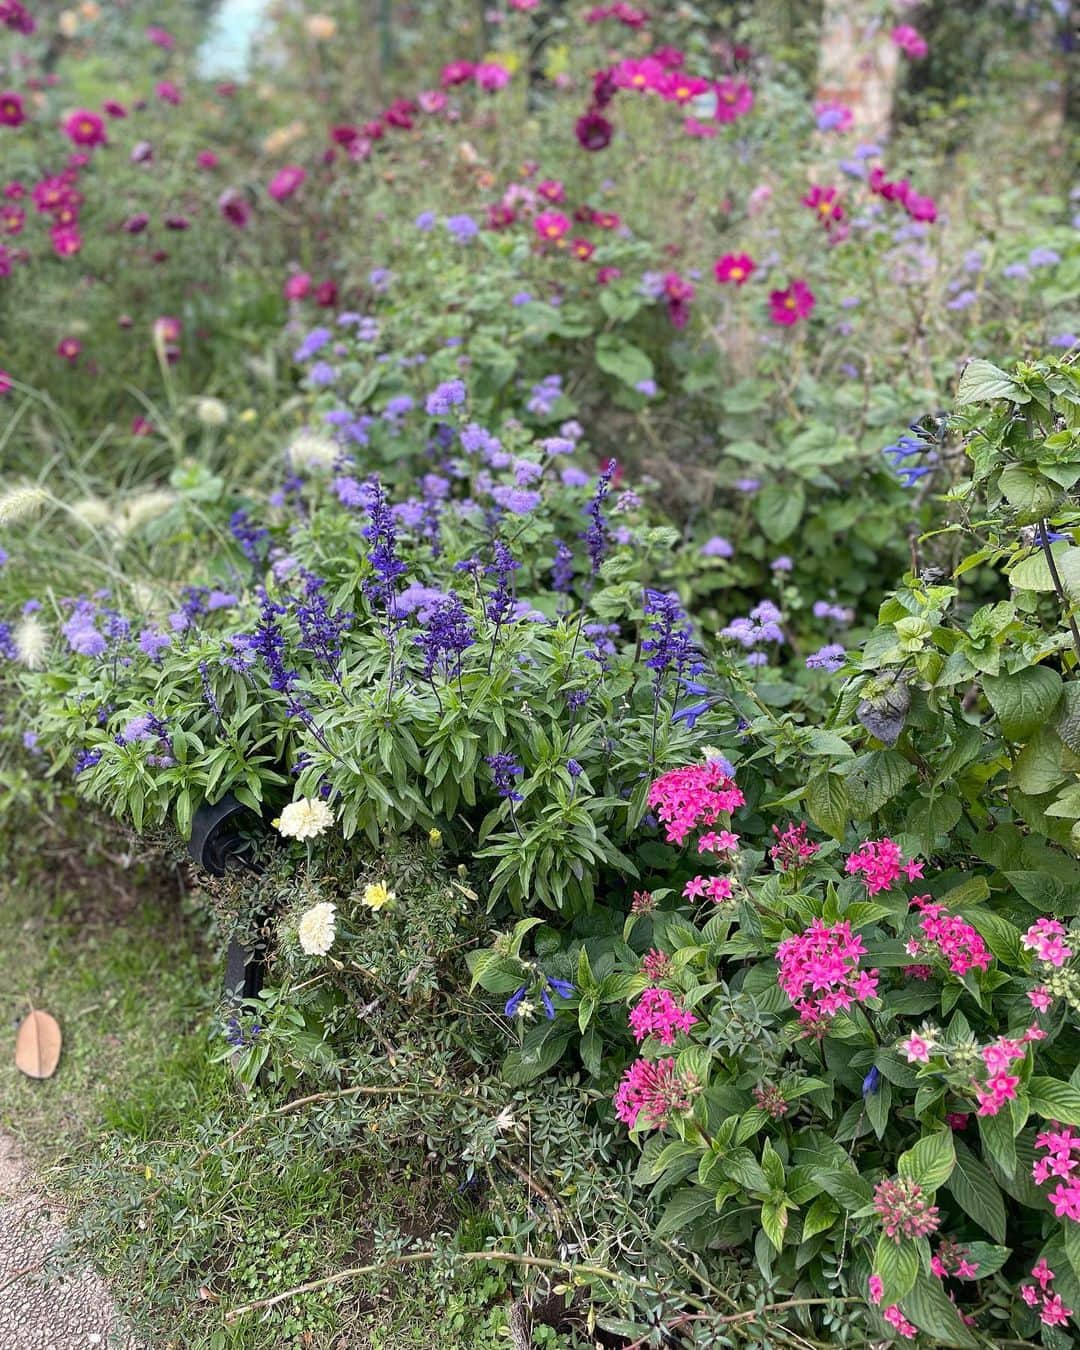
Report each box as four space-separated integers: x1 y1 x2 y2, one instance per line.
698 829 739 854
1019 1259 1073 1326
883 1305 917 1338
770 821 819 871
683 874 734 903
628 987 697 1045
844 838 922 895
1023 918 1073 967
646 760 744 845
776 919 879 1031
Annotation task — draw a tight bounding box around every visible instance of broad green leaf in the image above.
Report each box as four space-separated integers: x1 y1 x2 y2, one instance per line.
978 1108 1017 1178
945 1139 1006 1242
955 358 1026 405
654 1185 716 1238
961 1241 1010 1278
754 481 805 543
841 750 916 815
1012 725 1067 795
760 1200 788 1252
812 1167 872 1212
901 1273 979 1347
898 1130 956 1190
873 1234 919 1306
805 773 848 840
1056 682 1080 755
800 1195 839 1241
1028 1076 1080 1126
984 666 1063 741
594 335 654 389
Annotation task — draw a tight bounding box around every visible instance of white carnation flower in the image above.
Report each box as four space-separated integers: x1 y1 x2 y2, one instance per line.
277 797 335 841
195 397 229 427
297 901 337 956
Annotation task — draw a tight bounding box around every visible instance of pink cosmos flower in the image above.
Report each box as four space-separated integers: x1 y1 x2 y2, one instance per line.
768 279 815 326
576 110 614 151
1 204 24 234
417 89 447 114
146 25 175 49
197 150 220 170
614 58 665 93
0 369 11 396
713 79 753 122
155 81 183 106
537 179 565 203
596 265 621 284
0 90 25 127
891 24 928 58
56 337 81 362
62 109 106 148
534 210 570 242
713 252 755 286
570 237 595 261
475 62 511 92
663 271 694 328
802 184 844 228
103 100 127 118
268 165 306 201
51 226 81 257
663 72 710 105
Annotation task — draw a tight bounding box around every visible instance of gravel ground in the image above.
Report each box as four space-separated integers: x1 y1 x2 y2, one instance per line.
0 1133 142 1350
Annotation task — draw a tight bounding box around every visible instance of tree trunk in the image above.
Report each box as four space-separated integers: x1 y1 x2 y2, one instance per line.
815 0 900 143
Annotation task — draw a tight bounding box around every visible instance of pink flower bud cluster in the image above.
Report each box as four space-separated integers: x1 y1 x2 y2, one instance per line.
1034 1125 1080 1221
628 987 697 1045
613 1056 698 1129
1020 1259 1072 1327
752 1083 788 1119
844 837 923 895
769 820 819 871
1022 918 1074 968
646 760 744 845
873 1175 941 1243
640 948 671 980
776 919 879 1031
908 894 992 977
930 1238 978 1280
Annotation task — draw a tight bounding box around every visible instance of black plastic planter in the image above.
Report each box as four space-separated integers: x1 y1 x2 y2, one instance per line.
188 793 266 1001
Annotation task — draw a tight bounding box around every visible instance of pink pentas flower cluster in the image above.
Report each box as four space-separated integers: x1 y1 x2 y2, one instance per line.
640 948 671 980
868 1278 917 1337
646 760 744 846
845 838 923 895
908 895 992 977
628 987 697 1045
873 1175 941 1243
1033 1125 1080 1220
930 1238 979 1280
769 821 819 872
683 874 734 904
613 1056 698 1129
973 1028 1044 1115
776 919 879 1030
1020 1259 1072 1327
1023 918 1073 967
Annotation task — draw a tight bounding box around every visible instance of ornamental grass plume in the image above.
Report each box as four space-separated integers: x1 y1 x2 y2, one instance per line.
276 797 335 841
0 484 47 525
297 901 337 956
14 615 47 669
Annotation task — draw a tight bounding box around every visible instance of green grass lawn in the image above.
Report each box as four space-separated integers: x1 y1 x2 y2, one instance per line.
0 846 569 1349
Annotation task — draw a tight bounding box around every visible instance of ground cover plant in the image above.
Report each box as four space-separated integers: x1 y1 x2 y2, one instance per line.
1 0 1080 1346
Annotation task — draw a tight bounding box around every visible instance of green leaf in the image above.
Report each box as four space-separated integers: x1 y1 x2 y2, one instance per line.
898 1130 956 1190
983 666 1063 740
945 1139 1006 1242
841 750 916 815
961 1241 1010 1278
901 1273 980 1347
1056 682 1080 755
721 1147 771 1194
501 1025 572 1086
760 1200 788 1252
873 1234 920 1306
1028 1076 1080 1126
594 335 654 389
960 909 1023 967
1013 726 1067 795
754 481 805 543
805 773 848 840
999 464 1061 519
800 1195 838 1241
956 358 1025 405
811 1167 872 1211
978 1108 1017 1178
654 1186 716 1237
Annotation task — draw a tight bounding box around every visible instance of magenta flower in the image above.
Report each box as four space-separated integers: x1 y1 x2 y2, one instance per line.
713 251 755 285
844 837 921 894
62 109 106 148
777 918 879 1031
440 60 475 88
475 62 511 92
628 988 697 1046
576 110 614 150
891 24 928 58
51 226 81 257
802 184 844 228
534 210 570 242
218 189 251 228
0 90 25 127
873 1176 940 1242
268 165 306 201
1023 917 1074 967
56 336 82 362
155 81 182 106
614 1056 698 1129
647 760 744 846
713 78 753 122
768 279 815 326
146 25 175 49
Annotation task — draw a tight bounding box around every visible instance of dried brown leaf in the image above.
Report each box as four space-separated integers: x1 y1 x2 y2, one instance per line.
15 1008 62 1079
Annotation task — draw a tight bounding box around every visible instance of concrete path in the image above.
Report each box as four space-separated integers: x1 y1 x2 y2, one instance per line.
0 1133 143 1349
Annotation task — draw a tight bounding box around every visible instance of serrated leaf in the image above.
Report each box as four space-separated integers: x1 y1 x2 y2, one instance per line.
754 481 805 544
955 358 1025 406
984 666 1063 740
1028 1076 1080 1126
901 1273 979 1347
805 773 848 840
760 1199 788 1252
873 1234 920 1306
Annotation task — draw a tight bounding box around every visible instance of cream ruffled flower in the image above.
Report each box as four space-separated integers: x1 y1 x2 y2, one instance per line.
297 901 336 956
195 397 228 427
15 616 48 670
276 798 335 841
287 432 338 472
361 881 395 912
